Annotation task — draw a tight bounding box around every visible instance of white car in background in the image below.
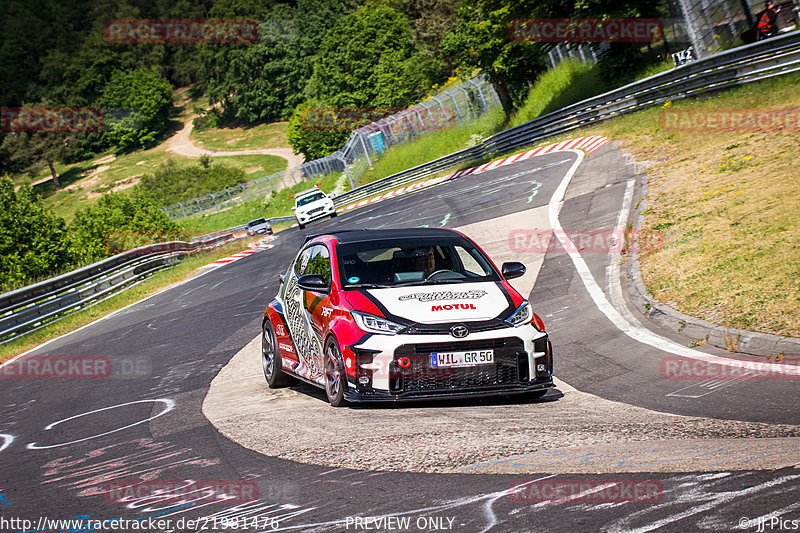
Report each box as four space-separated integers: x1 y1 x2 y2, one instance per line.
292 186 336 229
246 218 273 235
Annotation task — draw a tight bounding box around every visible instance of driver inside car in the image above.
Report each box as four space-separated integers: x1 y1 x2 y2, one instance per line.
411 247 436 277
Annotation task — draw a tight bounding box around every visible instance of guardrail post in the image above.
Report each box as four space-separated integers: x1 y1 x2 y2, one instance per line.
457 87 475 119
445 90 462 122
466 80 488 112
676 0 705 58
337 155 355 189
430 95 449 128
357 132 373 167
212 193 220 213
179 202 186 218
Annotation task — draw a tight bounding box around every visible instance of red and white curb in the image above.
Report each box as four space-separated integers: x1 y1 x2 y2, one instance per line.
212 249 261 264
341 135 610 213
211 235 277 265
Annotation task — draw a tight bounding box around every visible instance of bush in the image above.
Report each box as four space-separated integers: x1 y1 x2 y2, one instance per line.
287 99 351 161
69 192 184 263
137 161 249 206
0 176 73 290
192 108 222 131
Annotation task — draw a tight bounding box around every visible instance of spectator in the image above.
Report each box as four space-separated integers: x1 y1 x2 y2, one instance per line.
742 1 780 43
757 0 780 39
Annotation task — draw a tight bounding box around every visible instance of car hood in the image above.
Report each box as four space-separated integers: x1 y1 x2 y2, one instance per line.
296 198 331 212
362 281 511 324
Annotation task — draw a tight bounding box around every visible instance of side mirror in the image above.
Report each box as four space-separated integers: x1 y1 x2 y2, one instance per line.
501 262 526 280
297 274 329 292
291 206 296 210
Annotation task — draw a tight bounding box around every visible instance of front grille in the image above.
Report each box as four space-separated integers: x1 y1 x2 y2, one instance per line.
401 320 511 335
308 207 323 215
391 338 524 393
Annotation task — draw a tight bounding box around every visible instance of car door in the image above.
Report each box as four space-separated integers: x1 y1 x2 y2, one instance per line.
282 244 329 382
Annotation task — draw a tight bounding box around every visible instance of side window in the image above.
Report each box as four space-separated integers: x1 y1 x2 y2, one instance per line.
457 247 483 276
304 245 332 286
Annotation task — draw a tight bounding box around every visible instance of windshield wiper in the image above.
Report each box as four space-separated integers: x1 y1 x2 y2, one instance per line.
344 283 393 289
392 277 471 287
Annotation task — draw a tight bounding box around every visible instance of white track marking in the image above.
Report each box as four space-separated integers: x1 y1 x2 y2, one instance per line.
0 433 13 453
607 474 800 533
27 398 175 450
549 150 800 376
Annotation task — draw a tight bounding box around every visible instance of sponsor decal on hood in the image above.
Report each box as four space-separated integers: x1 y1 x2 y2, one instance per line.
398 289 487 302
366 282 507 324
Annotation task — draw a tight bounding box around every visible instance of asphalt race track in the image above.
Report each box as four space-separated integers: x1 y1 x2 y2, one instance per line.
1 146 799 533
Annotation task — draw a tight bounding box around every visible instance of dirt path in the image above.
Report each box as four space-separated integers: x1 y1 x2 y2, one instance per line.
165 114 306 170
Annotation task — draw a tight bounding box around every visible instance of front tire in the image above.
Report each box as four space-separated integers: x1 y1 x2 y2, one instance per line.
324 337 347 407
331 211 337 218
262 321 291 388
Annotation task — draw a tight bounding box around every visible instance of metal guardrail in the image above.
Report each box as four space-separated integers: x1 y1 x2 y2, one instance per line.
331 31 800 208
0 230 248 343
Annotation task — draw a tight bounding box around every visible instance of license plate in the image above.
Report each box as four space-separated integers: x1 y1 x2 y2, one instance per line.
430 350 494 368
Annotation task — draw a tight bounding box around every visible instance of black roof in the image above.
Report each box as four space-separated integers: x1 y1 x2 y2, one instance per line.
307 227 463 245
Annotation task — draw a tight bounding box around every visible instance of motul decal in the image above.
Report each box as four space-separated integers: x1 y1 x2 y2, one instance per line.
432 304 477 311
398 290 487 302
279 343 294 353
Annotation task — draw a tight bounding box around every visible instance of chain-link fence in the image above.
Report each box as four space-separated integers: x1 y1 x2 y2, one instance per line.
161 76 500 220
671 0 798 57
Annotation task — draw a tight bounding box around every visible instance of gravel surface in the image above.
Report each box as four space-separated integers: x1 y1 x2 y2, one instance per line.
202 335 800 474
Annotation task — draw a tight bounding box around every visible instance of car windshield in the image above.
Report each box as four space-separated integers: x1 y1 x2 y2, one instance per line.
248 218 267 227
337 238 500 288
296 192 325 206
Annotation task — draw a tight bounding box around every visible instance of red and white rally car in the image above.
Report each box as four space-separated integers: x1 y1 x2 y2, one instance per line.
261 228 553 406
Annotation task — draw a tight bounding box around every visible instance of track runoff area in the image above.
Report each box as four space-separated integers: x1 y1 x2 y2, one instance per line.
0 139 798 533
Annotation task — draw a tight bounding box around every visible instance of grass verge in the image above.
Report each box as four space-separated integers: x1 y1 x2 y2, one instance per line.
191 122 289 151
337 68 800 337
575 74 800 337
0 240 257 363
509 59 605 127
38 151 287 222
179 170 348 234
357 110 506 186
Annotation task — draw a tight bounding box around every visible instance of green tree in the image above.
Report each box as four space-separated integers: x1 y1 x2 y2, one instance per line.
286 99 352 161
395 0 461 81
443 0 668 115
199 0 355 123
200 5 300 123
442 1 547 116
69 191 184 263
309 3 432 108
0 176 73 289
0 130 78 189
100 69 173 149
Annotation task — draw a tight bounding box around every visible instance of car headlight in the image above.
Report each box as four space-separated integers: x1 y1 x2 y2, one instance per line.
351 310 404 335
506 301 533 327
